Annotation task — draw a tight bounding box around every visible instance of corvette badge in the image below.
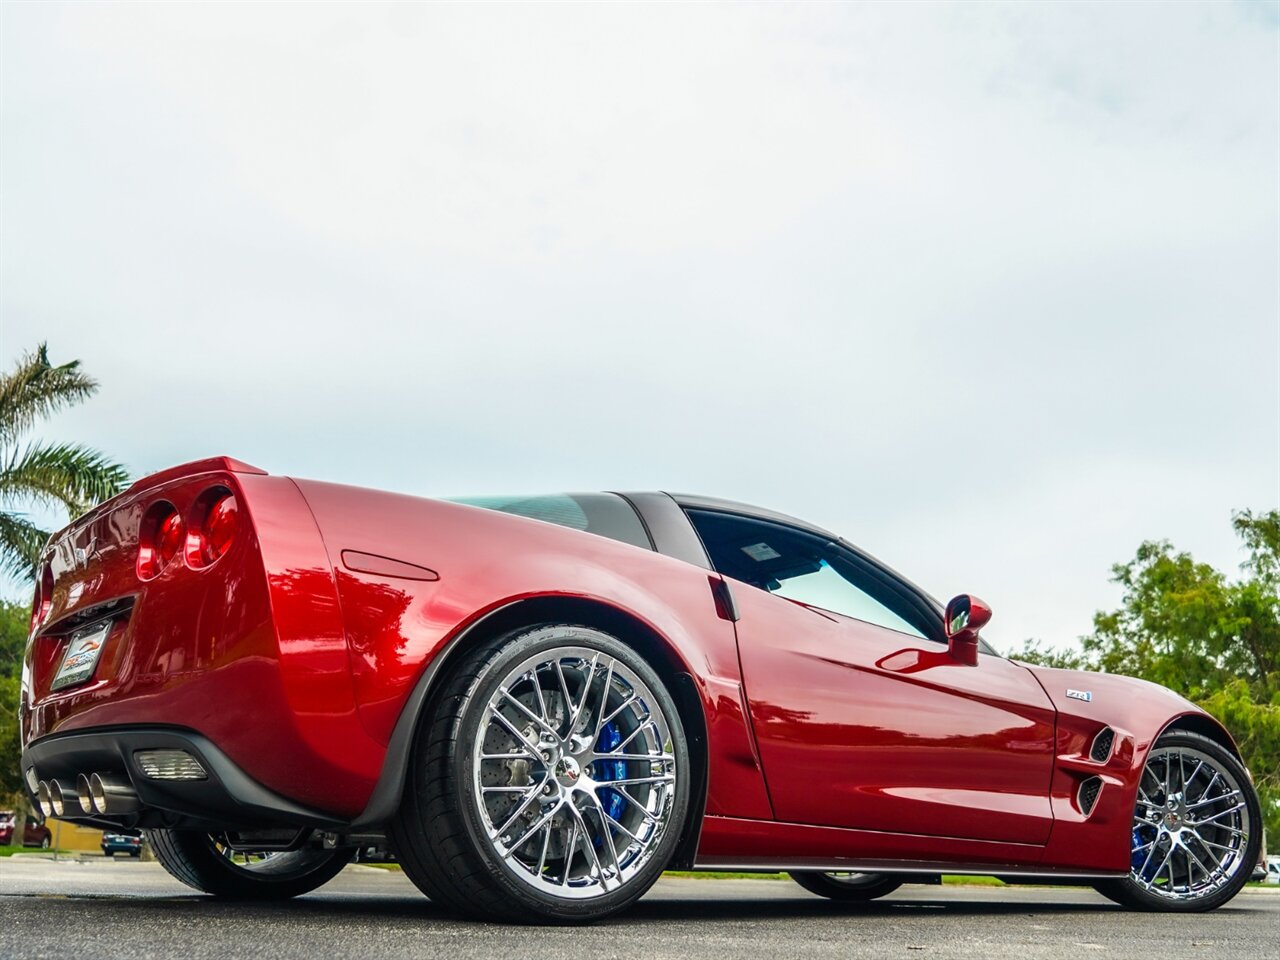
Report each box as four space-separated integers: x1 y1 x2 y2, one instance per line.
1066 689 1093 702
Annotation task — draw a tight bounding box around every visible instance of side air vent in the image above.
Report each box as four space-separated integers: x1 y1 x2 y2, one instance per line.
1090 727 1115 762
1078 776 1103 815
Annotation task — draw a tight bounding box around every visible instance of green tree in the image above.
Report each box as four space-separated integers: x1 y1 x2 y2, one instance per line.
1012 510 1280 846
0 344 128 821
0 343 129 581
0 599 28 803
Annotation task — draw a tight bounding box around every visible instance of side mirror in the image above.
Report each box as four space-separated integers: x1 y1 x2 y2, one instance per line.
944 594 991 666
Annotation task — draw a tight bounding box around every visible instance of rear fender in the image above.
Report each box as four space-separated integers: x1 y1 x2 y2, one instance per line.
292 480 768 832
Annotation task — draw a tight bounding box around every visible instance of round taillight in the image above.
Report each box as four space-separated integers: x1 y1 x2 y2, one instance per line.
137 503 183 580
185 489 238 568
30 563 54 631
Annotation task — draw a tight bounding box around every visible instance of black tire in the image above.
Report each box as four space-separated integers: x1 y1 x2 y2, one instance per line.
39 837 50 850
390 624 691 923
1093 730 1262 912
789 871 904 901
146 830 353 900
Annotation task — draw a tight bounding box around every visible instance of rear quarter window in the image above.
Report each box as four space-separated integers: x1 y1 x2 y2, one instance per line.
449 493 653 551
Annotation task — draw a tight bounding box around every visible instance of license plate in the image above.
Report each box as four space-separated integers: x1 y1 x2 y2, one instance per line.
51 619 113 691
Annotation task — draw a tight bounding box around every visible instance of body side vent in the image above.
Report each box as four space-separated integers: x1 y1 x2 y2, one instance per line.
1078 776 1103 815
1090 727 1115 762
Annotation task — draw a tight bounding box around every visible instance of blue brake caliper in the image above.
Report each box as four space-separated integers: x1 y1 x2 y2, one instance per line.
1132 816 1159 880
593 721 627 847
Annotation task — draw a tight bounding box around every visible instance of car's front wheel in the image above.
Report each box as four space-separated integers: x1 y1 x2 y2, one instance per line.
789 871 904 901
147 830 353 900
391 624 690 923
1094 730 1261 912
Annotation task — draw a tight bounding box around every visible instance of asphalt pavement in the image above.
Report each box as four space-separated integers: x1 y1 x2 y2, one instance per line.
1 856 1276 960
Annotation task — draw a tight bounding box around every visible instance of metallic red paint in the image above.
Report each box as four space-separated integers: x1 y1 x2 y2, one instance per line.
19 458 1244 879
729 586 1057 846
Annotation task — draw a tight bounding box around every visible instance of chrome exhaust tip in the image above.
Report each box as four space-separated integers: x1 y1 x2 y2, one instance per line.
36 781 53 818
76 773 94 815
88 772 139 815
48 778 80 817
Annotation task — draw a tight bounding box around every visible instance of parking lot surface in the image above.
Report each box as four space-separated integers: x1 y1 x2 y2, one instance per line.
1 857 1276 959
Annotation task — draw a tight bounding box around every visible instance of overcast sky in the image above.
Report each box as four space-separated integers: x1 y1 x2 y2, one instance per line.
2 1 1277 653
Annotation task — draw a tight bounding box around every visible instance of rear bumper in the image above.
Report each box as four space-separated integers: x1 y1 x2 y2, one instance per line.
21 726 350 832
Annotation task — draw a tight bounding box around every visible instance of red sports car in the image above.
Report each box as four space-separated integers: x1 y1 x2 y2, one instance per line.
0 810 51 849
20 458 1261 921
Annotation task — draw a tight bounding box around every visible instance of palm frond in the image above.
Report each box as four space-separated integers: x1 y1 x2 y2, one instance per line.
0 511 49 582
0 442 130 516
0 342 99 445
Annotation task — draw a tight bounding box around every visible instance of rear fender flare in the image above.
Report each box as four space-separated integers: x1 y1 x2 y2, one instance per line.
351 593 710 868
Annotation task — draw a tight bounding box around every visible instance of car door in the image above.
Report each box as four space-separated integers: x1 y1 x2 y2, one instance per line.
685 508 1057 846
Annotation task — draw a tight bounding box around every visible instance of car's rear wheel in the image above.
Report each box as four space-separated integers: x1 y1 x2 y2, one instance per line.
147 830 353 900
789 871 904 901
391 624 690 923
1093 730 1261 912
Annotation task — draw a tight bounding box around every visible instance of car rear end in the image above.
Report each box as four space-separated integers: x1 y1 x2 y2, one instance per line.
101 830 144 857
19 457 382 835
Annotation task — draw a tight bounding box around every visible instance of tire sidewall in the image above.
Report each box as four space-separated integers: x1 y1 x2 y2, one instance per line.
789 871 904 902
148 829 354 900
450 625 691 921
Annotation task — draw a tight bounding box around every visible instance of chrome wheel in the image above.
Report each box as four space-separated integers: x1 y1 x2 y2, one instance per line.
1129 745 1252 902
471 645 678 901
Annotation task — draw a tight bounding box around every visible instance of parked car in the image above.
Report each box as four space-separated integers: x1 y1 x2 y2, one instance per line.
101 830 143 857
0 811 51 849
1267 857 1280 885
19 458 1265 921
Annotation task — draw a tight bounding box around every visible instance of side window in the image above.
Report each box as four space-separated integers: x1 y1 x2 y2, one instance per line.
686 509 931 641
770 557 926 638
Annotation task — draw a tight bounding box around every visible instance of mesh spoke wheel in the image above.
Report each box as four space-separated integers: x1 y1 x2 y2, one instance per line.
1127 745 1251 901
391 624 690 923
473 645 678 899
1094 730 1260 912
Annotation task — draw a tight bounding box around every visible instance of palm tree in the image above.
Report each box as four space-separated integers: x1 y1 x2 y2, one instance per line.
0 344 129 581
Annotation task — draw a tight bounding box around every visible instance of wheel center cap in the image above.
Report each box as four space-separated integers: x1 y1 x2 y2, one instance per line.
555 756 581 786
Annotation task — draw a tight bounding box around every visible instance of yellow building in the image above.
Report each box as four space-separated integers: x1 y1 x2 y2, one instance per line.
46 819 102 853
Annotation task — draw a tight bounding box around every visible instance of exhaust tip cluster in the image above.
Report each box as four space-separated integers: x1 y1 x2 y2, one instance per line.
35 772 138 817
31 751 205 818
